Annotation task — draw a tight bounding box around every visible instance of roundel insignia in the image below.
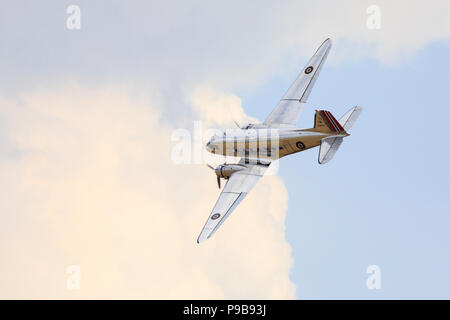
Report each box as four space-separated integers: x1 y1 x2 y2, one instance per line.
304 66 314 74
211 213 221 220
296 141 305 150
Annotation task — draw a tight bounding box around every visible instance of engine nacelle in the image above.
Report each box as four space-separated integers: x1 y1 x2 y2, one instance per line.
215 164 246 180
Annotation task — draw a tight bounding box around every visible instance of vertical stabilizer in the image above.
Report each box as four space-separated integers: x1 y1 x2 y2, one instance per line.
314 110 345 133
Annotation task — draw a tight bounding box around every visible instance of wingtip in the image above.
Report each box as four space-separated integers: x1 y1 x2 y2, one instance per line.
196 235 206 244
197 232 213 244
323 38 332 46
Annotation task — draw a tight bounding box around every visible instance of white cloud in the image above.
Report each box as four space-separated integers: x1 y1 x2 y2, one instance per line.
0 85 294 299
278 0 450 64
133 0 450 81
186 85 258 127
3 1 450 93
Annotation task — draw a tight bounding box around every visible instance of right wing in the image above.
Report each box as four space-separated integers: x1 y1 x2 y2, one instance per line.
197 161 270 243
264 38 332 126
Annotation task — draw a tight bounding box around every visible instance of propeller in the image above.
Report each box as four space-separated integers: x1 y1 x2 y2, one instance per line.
216 176 221 189
233 120 242 129
206 164 221 189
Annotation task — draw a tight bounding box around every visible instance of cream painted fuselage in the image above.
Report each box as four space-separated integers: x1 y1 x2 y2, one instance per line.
206 126 348 160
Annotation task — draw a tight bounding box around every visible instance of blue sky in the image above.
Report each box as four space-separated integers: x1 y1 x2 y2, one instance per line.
1 1 450 299
241 41 450 298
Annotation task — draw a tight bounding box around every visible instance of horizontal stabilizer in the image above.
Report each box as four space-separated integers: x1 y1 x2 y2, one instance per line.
339 106 362 131
318 136 343 164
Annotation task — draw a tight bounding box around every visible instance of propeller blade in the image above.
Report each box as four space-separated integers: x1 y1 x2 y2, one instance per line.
217 176 221 189
206 164 215 171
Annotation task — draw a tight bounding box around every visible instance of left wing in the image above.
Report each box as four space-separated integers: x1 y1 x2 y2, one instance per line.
264 38 332 126
197 161 270 243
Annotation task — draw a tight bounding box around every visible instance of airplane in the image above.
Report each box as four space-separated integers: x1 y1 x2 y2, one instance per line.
197 38 362 243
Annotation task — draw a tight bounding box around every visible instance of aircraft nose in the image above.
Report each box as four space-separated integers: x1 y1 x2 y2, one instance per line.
206 140 219 154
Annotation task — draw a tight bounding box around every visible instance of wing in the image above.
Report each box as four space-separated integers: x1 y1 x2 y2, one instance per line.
264 38 332 126
197 161 270 243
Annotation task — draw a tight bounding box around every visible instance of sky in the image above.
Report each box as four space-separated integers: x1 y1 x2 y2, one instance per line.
0 0 449 299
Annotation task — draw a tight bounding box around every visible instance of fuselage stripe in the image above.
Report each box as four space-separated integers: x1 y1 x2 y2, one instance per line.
320 110 338 132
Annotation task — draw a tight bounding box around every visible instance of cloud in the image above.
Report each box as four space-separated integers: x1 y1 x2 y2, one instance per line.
186 85 259 127
279 0 450 64
2 0 450 93
0 84 294 299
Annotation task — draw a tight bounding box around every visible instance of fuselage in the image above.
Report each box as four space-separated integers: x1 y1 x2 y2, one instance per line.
206 125 348 160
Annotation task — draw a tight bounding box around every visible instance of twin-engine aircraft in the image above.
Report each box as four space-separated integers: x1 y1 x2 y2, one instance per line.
197 38 362 243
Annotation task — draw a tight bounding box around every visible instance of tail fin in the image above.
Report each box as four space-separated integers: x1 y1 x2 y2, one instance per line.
314 110 345 133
